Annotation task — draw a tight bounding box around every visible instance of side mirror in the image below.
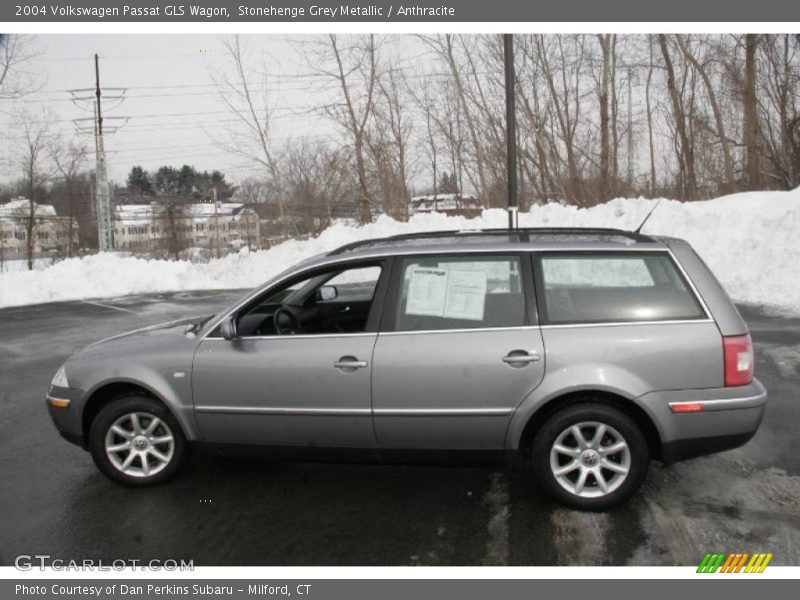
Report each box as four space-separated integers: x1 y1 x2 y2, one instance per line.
316 285 338 302
220 316 237 340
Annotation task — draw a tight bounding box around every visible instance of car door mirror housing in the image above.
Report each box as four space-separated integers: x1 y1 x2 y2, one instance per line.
316 285 338 302
220 316 237 340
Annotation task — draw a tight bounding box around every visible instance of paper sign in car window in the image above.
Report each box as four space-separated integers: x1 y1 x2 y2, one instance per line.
444 269 487 321
405 267 448 317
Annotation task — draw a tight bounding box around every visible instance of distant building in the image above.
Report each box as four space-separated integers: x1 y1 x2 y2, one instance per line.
113 201 260 254
409 194 483 217
0 197 78 259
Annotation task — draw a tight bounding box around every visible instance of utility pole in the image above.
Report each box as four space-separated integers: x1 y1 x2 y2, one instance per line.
503 34 518 230
94 54 113 252
213 187 221 259
70 59 127 253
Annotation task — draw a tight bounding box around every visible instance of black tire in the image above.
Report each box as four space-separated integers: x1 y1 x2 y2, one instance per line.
88 394 188 486
531 403 649 511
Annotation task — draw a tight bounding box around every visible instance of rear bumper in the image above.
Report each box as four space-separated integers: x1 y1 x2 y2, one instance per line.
639 378 767 465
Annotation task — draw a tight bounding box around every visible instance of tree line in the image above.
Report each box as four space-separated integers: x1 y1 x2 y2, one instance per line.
220 34 800 225
2 33 799 267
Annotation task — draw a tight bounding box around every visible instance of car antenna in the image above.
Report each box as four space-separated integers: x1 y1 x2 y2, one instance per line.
634 199 663 234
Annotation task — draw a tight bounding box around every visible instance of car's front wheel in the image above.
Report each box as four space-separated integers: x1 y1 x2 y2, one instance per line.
89 394 188 486
531 403 649 510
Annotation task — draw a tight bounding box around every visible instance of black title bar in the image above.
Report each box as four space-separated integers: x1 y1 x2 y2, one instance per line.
5 0 800 22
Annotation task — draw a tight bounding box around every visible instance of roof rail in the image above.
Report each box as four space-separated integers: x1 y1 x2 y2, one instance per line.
328 227 654 255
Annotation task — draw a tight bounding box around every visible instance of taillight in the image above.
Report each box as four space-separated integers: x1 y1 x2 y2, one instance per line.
723 334 754 387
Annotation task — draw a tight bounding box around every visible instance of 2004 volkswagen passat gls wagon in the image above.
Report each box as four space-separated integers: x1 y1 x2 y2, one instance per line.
46 228 766 510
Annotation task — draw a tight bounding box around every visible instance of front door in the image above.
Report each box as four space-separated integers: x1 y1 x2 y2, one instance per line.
372 254 545 449
192 262 387 447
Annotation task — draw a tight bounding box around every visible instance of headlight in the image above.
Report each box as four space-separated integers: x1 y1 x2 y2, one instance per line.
51 365 69 388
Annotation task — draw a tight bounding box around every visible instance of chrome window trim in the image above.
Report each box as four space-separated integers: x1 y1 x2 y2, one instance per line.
199 255 390 342
379 325 541 337
534 248 712 327
194 406 512 417
539 318 715 330
196 406 372 416
667 248 712 320
373 408 513 417
203 332 377 342
200 246 711 340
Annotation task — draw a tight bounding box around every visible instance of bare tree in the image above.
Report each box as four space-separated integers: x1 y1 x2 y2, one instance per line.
645 36 658 195
536 35 587 205
211 35 291 237
370 65 413 219
743 34 763 189
758 34 800 188
659 35 699 200
0 34 42 102
323 34 379 224
676 35 737 192
50 137 88 258
595 34 615 200
156 199 191 260
15 110 54 270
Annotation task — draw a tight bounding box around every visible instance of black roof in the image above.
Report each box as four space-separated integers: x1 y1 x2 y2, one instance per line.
328 227 656 256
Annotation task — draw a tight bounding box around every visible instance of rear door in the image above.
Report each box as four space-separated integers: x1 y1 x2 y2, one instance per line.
371 253 545 449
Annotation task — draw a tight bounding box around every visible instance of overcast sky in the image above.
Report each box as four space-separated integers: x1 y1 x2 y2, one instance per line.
1 34 424 188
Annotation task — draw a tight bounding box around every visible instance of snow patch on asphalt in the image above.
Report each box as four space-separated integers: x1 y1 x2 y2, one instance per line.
1 188 799 311
629 457 800 565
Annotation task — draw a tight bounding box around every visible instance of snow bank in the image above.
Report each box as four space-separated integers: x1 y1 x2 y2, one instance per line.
0 189 798 313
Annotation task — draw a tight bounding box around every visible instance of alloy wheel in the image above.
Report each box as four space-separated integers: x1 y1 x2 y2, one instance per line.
549 421 631 498
104 412 175 478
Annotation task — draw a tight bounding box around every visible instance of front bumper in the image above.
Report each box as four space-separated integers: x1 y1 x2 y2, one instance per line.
46 386 87 449
639 378 767 464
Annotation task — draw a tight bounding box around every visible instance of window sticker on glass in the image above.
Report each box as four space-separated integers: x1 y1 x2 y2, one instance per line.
444 269 487 320
405 267 488 321
406 267 449 317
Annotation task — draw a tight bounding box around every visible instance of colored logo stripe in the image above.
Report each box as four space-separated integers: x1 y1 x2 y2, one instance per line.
697 552 773 573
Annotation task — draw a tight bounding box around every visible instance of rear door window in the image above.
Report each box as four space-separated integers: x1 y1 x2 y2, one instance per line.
393 255 528 331
535 253 706 324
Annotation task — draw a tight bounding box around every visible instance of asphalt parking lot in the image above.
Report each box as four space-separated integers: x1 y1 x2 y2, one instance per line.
1 291 799 566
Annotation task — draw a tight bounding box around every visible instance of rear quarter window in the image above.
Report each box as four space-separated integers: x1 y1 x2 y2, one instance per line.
536 253 706 324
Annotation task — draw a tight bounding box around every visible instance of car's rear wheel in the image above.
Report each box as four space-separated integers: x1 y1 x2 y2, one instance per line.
531 403 649 510
89 394 188 486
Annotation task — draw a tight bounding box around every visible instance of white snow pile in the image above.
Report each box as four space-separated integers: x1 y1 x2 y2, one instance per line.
0 189 798 312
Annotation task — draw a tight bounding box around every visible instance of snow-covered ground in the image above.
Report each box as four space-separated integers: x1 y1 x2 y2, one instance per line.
0 189 798 313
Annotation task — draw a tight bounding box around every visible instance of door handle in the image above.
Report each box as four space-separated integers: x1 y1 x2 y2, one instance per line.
502 352 541 365
333 356 368 370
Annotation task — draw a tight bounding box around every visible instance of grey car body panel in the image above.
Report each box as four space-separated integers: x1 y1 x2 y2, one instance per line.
372 327 545 449
638 379 767 442
192 334 378 446
58 317 204 441
47 231 766 468
503 320 725 450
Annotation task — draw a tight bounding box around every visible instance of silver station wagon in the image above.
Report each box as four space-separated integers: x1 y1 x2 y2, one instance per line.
46 228 766 510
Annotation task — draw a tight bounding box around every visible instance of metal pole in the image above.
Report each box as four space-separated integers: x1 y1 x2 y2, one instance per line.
504 34 518 230
94 53 112 252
